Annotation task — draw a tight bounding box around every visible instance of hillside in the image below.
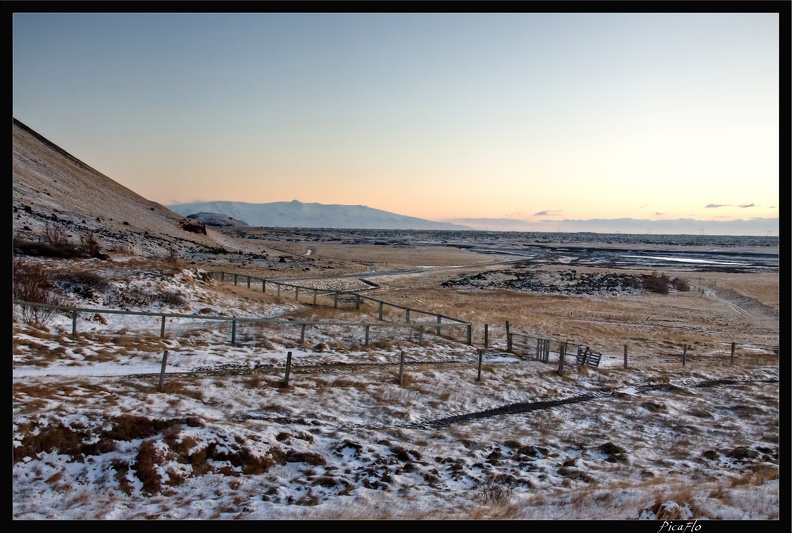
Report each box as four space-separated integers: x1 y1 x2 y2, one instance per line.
12 119 247 258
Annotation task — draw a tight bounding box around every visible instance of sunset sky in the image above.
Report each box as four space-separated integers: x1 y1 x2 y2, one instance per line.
12 10 782 233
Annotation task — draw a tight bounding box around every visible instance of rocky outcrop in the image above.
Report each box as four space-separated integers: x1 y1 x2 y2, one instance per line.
179 217 207 235
187 212 249 228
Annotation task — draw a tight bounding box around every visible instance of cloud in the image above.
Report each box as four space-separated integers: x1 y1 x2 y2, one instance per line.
533 210 562 217
705 203 757 209
654 212 665 216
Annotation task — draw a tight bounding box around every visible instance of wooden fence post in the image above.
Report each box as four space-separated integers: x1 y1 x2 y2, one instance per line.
356 294 360 310
581 346 590 366
247 276 251 289
477 349 483 381
557 343 565 376
624 344 628 369
160 315 166 338
682 344 687 367
262 279 266 293
378 301 384 320
313 290 317 306
730 342 736 365
365 325 370 345
418 326 424 345
507 333 512 352
484 324 489 349
157 350 169 393
399 351 405 385
233 274 238 285
333 292 338 308
284 351 292 387
466 324 472 345
231 319 236 345
405 308 411 323
72 309 78 337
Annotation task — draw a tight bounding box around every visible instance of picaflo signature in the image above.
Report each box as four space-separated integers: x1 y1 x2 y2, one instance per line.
657 520 701 533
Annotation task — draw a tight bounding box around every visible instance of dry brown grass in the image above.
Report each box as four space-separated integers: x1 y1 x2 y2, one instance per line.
19 237 778 376
159 379 205 400
11 236 779 520
731 464 779 486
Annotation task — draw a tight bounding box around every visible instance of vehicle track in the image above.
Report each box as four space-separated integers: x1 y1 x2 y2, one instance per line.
702 286 778 326
232 372 777 430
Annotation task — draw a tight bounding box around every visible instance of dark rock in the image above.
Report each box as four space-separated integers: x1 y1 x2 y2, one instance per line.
179 217 207 235
725 446 759 460
640 401 666 412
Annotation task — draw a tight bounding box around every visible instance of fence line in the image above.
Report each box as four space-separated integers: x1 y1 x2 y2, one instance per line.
12 299 473 347
505 326 778 369
209 271 471 328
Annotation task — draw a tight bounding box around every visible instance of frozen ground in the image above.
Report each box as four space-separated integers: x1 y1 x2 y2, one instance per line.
12 256 781 521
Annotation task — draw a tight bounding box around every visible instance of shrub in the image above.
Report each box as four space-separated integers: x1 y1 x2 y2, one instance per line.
14 228 106 259
642 272 670 295
53 271 109 299
158 291 186 307
475 473 515 504
79 232 107 259
12 258 63 324
14 236 79 258
45 223 69 247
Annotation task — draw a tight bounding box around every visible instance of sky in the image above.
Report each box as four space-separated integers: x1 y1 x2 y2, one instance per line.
11 10 782 233
12 255 780 520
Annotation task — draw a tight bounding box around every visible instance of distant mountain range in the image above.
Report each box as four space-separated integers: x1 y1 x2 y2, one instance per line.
167 200 472 230
168 199 779 236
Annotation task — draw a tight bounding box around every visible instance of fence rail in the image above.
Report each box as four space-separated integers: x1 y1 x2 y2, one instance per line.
12 299 473 347
209 271 471 326
505 326 777 372
13 262 779 378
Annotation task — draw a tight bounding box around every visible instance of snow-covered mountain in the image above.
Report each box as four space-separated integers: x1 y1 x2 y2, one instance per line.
168 200 472 230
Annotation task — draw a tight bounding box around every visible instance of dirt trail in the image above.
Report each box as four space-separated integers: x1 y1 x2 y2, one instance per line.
702 285 778 325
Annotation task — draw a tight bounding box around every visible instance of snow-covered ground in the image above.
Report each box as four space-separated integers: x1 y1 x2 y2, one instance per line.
12 257 780 520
